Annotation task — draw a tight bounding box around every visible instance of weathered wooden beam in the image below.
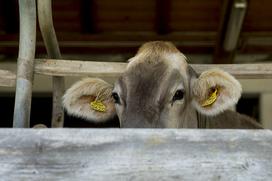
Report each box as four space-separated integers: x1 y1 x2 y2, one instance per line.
37 0 65 128
3 32 272 54
34 59 272 79
213 0 247 64
0 32 215 54
213 0 232 64
13 0 36 128
224 0 247 51
1 60 272 88
0 69 16 87
34 59 127 77
0 129 271 180
192 63 272 79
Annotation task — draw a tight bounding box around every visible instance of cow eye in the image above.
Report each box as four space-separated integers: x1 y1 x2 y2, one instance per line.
173 90 184 101
112 92 120 104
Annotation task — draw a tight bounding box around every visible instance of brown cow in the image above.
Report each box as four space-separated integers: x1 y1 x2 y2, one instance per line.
63 41 262 129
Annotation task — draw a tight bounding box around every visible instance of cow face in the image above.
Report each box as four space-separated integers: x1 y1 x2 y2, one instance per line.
63 41 242 128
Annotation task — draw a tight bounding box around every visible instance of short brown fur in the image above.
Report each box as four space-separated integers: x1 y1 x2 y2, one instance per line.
137 41 180 56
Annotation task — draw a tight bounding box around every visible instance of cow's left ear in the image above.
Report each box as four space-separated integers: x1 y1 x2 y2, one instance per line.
191 69 242 116
63 78 116 122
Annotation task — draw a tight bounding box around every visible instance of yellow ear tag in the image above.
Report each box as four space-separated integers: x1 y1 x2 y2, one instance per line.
201 88 219 107
90 100 106 112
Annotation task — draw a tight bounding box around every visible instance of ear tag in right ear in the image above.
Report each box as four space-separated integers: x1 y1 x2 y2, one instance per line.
201 88 218 107
90 100 106 112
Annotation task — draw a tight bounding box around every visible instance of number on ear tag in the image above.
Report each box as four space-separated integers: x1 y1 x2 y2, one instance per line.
201 88 219 107
90 100 106 112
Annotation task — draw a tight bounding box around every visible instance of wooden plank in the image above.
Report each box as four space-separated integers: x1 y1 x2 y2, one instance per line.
34 59 272 79
170 0 220 31
34 59 127 77
0 31 216 42
0 32 216 54
3 32 272 54
0 129 271 180
192 63 272 79
223 0 247 51
243 0 272 31
214 0 247 63
0 69 16 87
213 0 234 64
2 60 272 88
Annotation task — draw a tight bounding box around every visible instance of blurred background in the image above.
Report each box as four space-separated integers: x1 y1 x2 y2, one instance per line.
0 0 272 128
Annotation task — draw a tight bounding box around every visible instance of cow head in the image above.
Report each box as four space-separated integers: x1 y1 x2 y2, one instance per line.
63 41 242 128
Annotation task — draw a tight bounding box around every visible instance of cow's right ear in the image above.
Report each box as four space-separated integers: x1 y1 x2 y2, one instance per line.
190 69 242 116
63 78 116 122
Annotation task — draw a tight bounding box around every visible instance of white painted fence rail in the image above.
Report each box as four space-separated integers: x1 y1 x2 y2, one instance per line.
0 129 271 180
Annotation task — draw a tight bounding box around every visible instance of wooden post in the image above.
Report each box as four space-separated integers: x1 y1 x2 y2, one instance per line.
213 0 233 64
13 0 36 128
213 0 247 64
223 0 247 51
37 0 65 128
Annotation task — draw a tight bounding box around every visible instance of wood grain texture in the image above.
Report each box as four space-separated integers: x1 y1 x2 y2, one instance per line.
0 69 16 87
35 59 272 79
13 0 36 128
0 129 271 180
3 32 272 54
34 58 127 77
2 59 272 88
37 0 65 128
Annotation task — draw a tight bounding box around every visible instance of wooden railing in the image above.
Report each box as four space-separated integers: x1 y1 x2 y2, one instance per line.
2 60 272 88
0 129 271 180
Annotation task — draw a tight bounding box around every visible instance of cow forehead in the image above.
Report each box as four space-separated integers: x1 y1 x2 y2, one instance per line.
126 59 168 101
125 51 189 85
118 54 188 101
128 51 188 72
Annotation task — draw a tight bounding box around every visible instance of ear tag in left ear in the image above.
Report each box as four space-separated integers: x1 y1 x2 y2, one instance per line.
201 88 219 107
90 100 106 112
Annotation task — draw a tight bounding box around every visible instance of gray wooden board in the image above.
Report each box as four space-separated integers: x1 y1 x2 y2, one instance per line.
0 69 16 87
0 129 271 180
2 60 272 87
35 59 272 79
